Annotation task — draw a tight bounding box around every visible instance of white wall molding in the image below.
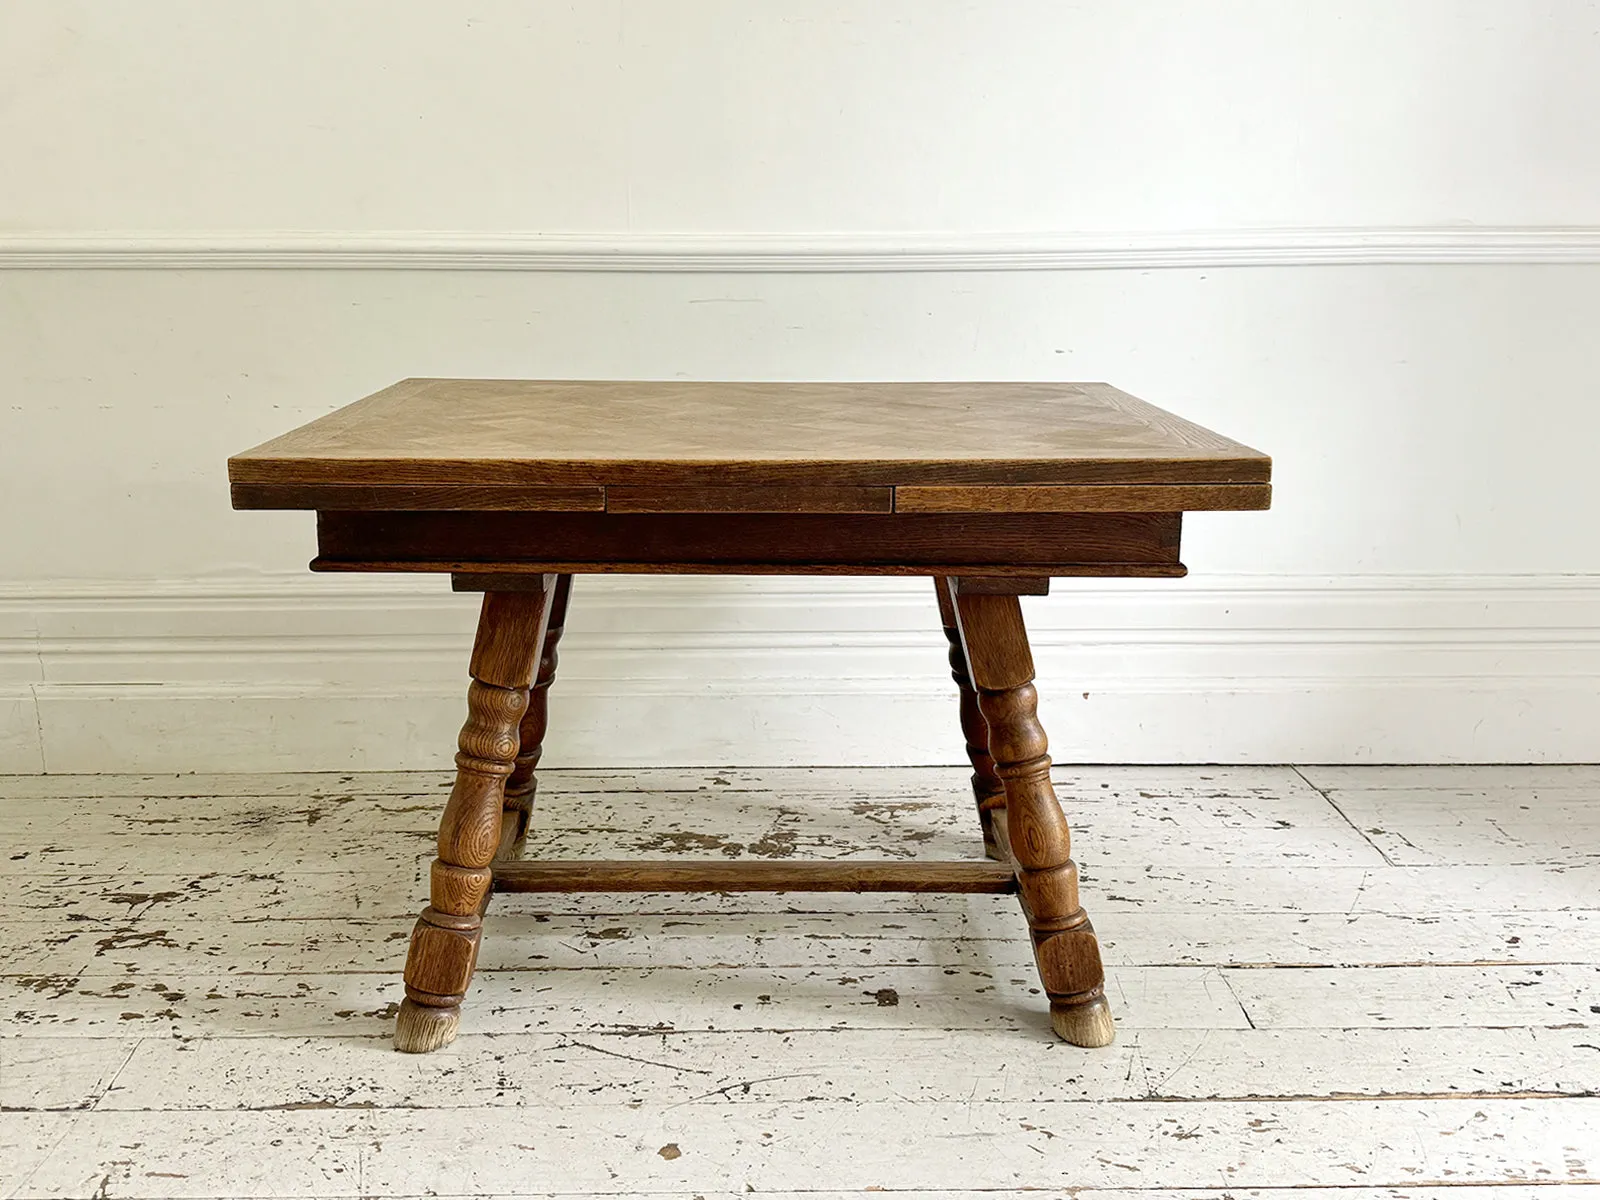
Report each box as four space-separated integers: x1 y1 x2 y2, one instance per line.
3 574 1596 771
4 228 1600 272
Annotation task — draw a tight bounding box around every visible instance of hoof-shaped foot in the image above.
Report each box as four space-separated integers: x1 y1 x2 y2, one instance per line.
394 998 460 1053
1050 994 1115 1047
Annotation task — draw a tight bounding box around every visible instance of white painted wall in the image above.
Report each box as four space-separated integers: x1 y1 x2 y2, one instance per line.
2 1 1598 769
7 1 1600 231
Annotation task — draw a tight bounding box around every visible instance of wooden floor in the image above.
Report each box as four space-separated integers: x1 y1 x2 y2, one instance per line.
2 764 1597 1197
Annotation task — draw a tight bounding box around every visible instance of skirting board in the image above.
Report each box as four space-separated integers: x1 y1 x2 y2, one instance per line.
1 574 1597 771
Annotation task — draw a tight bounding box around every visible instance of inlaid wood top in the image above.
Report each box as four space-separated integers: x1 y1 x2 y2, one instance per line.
229 380 1270 502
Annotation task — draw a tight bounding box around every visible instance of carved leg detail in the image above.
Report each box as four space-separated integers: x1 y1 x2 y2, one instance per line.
933 576 1007 860
396 584 556 1053
498 575 573 861
950 581 1114 1048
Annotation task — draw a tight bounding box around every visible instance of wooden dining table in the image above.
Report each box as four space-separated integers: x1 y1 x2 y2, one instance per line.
229 379 1271 1053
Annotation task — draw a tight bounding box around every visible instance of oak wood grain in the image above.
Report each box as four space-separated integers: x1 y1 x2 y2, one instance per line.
399 587 555 1051
953 576 1052 595
933 577 1008 861
895 483 1271 513
497 575 572 861
952 584 1114 1047
468 585 558 690
228 379 1271 490
230 483 605 512
491 859 1019 894
607 485 893 513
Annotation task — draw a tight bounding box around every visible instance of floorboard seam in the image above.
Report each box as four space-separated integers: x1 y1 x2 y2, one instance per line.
1291 765 1397 866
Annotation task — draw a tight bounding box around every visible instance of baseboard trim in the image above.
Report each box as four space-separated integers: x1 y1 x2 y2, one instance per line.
6 679 1597 774
3 227 1600 272
2 574 1596 770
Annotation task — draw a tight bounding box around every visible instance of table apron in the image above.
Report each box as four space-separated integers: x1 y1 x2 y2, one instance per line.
311 510 1183 575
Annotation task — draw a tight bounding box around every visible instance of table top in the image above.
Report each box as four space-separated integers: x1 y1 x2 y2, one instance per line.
230 380 1270 505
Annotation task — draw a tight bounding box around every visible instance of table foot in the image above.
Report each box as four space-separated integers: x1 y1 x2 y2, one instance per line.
394 998 460 1053
1051 993 1116 1047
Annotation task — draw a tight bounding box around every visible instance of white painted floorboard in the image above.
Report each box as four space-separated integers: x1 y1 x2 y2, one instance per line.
1 764 1598 1197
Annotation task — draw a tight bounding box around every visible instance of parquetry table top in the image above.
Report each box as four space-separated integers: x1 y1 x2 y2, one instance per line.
229 379 1270 495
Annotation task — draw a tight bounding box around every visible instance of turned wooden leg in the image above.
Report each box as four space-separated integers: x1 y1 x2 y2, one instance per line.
933 576 1007 861
948 579 1114 1048
395 583 557 1053
498 575 572 861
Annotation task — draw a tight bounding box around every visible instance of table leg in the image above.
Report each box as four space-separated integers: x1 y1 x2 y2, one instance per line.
932 577 1007 861
498 574 573 861
395 583 556 1053
948 579 1115 1048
